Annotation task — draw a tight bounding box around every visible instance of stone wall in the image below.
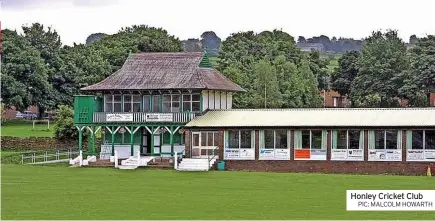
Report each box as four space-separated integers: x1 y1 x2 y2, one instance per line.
1 136 102 151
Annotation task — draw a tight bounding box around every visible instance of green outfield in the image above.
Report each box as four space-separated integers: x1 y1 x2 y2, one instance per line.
1 164 434 220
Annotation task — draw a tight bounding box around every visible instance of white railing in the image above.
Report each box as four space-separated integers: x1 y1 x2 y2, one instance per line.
93 112 198 123
21 149 80 165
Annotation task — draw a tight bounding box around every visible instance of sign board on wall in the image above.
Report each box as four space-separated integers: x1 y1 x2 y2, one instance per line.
368 150 402 161
407 150 435 162
331 149 364 161
294 149 326 160
259 149 290 160
224 149 255 160
106 113 133 122
145 113 173 122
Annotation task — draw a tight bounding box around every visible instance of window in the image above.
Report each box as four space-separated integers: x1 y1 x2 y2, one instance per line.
152 96 160 112
275 130 288 149
385 130 398 149
301 130 310 149
171 95 180 112
123 95 141 112
348 130 361 149
410 130 435 150
311 130 322 149
332 130 363 149
162 95 171 112
226 130 253 149
374 130 384 149
104 95 122 112
426 130 435 150
143 96 151 112
261 130 288 149
182 94 201 112
264 130 274 149
335 130 347 149
296 130 327 149
162 94 181 112
369 130 400 149
412 130 424 149
240 130 251 149
228 130 239 149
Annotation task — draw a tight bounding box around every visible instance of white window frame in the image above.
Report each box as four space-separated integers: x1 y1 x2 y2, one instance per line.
162 94 181 112
104 94 122 112
182 93 201 112
122 94 141 112
331 130 364 161
294 130 327 161
224 130 255 160
368 130 402 162
407 130 435 162
259 129 290 160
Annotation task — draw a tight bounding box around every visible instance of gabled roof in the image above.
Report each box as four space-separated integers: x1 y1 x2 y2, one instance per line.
185 108 435 128
81 52 244 92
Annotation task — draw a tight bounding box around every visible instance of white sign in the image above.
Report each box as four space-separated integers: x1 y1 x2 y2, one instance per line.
311 149 327 160
331 149 364 161
224 149 254 160
259 149 290 160
239 149 255 160
106 113 133 122
224 149 239 159
369 150 402 161
259 149 274 159
347 190 435 211
145 113 173 122
274 149 290 160
407 150 435 162
407 150 424 161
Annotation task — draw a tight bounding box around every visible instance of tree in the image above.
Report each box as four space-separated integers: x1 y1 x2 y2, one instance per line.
298 36 306 43
308 50 329 90
218 30 322 108
90 25 183 72
298 59 323 107
399 35 435 106
22 23 64 117
183 38 203 52
200 31 221 56
54 105 79 140
252 60 281 108
409 34 419 44
1 29 51 111
331 51 360 96
350 30 409 107
85 33 108 45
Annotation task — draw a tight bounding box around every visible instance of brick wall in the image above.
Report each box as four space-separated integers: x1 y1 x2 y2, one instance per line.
184 128 435 175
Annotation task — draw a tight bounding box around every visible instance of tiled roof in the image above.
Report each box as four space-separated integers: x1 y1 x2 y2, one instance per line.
185 108 435 128
81 52 244 92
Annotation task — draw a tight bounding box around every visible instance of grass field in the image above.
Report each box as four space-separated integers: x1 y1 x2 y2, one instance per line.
1 122 54 137
2 164 434 220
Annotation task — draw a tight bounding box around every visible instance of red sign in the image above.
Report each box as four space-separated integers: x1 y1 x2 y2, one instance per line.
295 149 311 159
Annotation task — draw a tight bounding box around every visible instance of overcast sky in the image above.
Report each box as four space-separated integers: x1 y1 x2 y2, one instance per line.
2 0 435 45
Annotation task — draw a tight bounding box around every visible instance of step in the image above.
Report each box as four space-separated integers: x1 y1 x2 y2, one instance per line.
118 165 138 170
177 167 209 171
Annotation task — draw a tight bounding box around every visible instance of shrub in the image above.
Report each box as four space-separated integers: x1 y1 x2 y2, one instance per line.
54 105 80 140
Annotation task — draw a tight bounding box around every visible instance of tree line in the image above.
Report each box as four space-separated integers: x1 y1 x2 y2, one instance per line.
2 23 434 118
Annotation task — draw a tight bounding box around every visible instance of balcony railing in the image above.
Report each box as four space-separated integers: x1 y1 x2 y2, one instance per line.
93 112 199 123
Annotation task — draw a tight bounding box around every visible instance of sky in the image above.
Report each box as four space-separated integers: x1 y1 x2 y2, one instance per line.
1 0 435 46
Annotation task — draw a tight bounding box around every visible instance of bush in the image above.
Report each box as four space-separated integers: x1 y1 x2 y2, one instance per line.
54 105 79 140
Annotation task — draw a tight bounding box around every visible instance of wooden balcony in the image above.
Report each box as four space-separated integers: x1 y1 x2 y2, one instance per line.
92 112 199 124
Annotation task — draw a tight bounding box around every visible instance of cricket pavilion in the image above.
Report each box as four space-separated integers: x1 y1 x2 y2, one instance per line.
74 52 435 175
